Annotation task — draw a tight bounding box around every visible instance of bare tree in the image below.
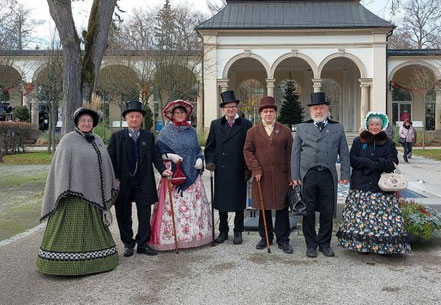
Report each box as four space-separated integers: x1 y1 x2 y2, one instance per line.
238 79 264 124
33 40 64 153
47 0 118 132
206 0 226 15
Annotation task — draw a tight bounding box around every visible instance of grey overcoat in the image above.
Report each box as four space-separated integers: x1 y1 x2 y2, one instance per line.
291 120 350 215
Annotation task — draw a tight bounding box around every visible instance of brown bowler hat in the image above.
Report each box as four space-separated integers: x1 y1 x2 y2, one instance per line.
258 96 278 113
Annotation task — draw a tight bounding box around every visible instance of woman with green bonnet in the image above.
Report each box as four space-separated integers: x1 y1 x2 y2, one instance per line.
337 111 411 255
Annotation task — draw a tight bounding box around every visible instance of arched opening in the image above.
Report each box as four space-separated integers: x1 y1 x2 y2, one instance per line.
0 65 23 121
97 64 140 127
273 57 314 110
391 86 412 124
321 79 341 122
33 63 64 131
320 57 361 132
391 64 437 129
226 57 268 96
237 79 264 124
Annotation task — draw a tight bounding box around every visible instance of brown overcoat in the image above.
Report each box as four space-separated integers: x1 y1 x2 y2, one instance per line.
243 122 293 210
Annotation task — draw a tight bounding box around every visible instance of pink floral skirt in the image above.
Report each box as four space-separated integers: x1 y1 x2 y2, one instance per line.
150 175 213 251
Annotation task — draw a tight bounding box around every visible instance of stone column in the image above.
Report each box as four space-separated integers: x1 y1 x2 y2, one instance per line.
312 78 322 93
435 86 441 131
217 79 229 93
359 79 370 129
202 35 218 129
266 78 276 97
387 84 393 124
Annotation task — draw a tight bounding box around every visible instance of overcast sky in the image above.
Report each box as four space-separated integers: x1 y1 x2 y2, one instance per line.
19 0 393 49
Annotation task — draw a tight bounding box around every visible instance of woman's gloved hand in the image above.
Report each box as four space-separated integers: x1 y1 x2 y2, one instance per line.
194 158 203 169
162 153 183 163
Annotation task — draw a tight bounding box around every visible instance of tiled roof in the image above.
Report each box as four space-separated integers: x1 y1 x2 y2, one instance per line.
197 1 394 30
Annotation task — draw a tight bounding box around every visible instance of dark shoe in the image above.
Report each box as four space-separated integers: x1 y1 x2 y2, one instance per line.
404 155 409 163
233 232 243 244
124 247 134 257
215 232 228 243
278 243 293 254
306 248 317 258
256 238 273 250
319 246 335 257
137 245 158 256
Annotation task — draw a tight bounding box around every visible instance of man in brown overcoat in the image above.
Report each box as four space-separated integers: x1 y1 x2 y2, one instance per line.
243 96 294 254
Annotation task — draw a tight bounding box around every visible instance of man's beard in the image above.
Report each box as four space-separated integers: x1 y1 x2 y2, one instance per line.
311 113 328 123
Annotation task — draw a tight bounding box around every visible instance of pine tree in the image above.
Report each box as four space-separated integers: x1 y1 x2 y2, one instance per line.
277 78 304 129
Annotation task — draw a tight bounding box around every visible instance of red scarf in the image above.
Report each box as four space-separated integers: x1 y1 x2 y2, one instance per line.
173 121 191 127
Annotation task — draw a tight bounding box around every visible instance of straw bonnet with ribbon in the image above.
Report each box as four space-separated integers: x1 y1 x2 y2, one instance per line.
363 111 389 131
162 100 194 121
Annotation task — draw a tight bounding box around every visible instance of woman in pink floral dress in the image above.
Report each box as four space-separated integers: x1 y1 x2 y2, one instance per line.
150 100 212 250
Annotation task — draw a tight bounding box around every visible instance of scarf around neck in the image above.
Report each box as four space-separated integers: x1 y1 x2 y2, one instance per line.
157 122 203 191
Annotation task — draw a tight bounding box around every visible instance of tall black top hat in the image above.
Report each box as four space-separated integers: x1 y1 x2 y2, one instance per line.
122 101 146 117
220 90 240 107
307 92 330 107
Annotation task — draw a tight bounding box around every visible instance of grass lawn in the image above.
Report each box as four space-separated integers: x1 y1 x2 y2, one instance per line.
0 165 49 240
413 149 441 161
2 151 54 165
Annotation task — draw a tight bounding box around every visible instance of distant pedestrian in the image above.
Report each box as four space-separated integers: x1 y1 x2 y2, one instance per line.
205 90 252 245
384 122 394 140
244 96 294 254
291 92 350 258
399 119 415 163
337 112 411 254
37 107 119 276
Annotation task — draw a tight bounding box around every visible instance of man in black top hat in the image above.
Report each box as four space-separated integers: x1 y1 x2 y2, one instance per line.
291 92 350 258
205 90 252 244
108 101 172 257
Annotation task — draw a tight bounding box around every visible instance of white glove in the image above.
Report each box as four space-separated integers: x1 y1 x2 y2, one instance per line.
162 153 183 164
194 158 203 169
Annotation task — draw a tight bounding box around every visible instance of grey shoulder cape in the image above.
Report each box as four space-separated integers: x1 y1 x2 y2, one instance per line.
41 131 118 221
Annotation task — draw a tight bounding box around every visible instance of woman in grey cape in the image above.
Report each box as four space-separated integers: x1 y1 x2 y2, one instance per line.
36 107 119 276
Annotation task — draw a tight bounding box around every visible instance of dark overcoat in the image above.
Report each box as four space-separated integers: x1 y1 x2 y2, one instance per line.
350 130 399 195
205 116 252 212
243 122 293 211
108 129 166 205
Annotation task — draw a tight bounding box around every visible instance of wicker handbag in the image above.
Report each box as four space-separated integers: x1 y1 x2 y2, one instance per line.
378 163 407 191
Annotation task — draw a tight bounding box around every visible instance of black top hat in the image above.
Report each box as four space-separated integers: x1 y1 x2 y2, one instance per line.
307 92 330 107
220 90 240 107
122 101 146 117
74 107 99 128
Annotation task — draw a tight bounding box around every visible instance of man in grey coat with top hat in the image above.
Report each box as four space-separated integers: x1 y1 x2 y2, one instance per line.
291 92 350 258
205 90 252 245
108 101 172 257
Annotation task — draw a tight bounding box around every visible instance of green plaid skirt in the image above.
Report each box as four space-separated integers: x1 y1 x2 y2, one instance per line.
36 196 119 276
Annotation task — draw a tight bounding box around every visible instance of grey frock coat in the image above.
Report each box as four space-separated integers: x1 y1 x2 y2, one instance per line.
291 120 350 216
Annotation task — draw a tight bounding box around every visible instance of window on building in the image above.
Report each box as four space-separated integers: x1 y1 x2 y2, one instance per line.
392 87 412 125
425 88 436 130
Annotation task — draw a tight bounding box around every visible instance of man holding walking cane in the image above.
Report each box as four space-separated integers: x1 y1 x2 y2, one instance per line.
205 90 252 245
244 96 294 254
291 92 350 258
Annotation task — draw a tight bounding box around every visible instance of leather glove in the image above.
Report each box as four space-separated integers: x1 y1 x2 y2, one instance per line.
162 153 183 164
244 169 251 182
206 162 216 171
195 158 203 169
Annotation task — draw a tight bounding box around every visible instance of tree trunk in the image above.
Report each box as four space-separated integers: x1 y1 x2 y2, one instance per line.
47 0 117 133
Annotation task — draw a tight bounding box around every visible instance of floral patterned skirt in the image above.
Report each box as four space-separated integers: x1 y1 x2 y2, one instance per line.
149 175 213 251
336 189 411 254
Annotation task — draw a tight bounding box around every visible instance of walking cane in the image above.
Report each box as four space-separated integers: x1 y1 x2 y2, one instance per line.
210 171 216 246
166 178 179 254
257 180 271 253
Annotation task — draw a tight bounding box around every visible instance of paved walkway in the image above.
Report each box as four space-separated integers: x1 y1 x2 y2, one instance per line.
1 155 441 304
